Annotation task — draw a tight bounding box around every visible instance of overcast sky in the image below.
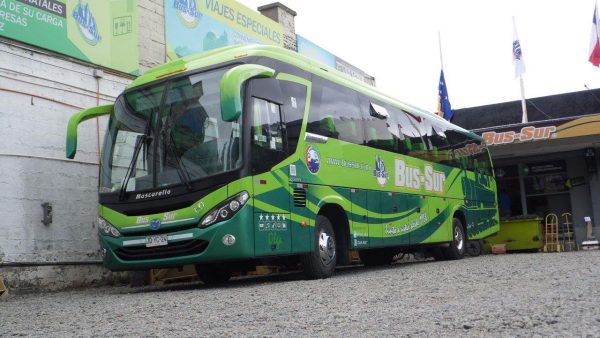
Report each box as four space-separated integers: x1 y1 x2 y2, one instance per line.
241 0 600 112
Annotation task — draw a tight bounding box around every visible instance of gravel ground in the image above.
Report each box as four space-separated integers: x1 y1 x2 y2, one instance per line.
2 250 600 337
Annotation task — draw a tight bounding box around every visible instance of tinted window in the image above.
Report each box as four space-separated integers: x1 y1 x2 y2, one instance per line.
448 131 492 174
399 111 428 160
362 98 410 154
308 77 364 144
251 97 286 173
472 141 493 176
280 81 307 154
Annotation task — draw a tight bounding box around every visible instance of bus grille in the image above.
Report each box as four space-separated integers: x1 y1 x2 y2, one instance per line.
293 188 307 207
115 239 209 261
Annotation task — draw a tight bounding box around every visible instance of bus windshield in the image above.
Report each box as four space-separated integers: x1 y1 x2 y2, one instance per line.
99 67 242 194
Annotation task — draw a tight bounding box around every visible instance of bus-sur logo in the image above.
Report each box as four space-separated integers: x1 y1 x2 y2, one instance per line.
305 145 320 174
174 0 202 28
72 0 102 46
394 159 446 193
373 155 388 187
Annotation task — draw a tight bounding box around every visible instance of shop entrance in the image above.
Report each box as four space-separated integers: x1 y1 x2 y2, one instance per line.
496 160 571 218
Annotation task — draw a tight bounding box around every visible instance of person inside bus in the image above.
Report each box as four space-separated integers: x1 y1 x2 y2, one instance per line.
165 81 217 179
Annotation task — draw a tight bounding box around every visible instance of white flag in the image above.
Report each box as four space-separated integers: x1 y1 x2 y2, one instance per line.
513 18 526 78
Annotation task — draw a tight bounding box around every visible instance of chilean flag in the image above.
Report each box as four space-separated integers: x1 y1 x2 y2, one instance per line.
589 3 600 67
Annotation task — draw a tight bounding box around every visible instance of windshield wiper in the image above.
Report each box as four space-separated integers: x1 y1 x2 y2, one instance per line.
166 131 193 190
119 134 149 201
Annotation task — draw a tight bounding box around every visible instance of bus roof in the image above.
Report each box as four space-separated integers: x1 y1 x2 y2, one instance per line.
128 44 480 140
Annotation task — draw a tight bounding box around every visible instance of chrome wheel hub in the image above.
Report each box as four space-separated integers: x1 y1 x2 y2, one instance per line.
318 230 335 265
454 227 464 252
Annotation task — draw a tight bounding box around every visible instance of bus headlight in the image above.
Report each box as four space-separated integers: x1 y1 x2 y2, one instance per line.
199 191 249 228
98 217 121 238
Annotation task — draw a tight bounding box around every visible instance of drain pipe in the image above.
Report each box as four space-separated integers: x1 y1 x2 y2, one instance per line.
93 69 104 164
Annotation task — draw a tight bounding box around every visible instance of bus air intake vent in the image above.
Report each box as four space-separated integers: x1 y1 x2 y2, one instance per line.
115 239 208 261
293 188 306 207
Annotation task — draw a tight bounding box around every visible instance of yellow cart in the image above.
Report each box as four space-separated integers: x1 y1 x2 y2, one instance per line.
483 216 543 252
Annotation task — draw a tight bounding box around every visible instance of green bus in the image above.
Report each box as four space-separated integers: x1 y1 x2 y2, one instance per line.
66 45 498 283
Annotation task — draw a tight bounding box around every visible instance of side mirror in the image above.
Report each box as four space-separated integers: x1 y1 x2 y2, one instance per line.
220 64 275 122
66 105 113 159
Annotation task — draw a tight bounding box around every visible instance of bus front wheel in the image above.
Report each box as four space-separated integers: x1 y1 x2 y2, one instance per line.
301 215 337 279
443 217 466 260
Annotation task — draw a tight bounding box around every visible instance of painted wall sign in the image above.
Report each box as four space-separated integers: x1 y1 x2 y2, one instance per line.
296 34 335 68
296 34 375 86
164 0 284 61
0 0 139 74
481 126 557 146
480 115 600 147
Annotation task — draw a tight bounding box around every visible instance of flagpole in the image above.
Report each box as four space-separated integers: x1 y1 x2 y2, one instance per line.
519 75 528 123
513 16 528 123
438 30 444 69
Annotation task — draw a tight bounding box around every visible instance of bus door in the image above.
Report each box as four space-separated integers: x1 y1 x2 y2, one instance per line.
276 76 312 254
248 78 291 256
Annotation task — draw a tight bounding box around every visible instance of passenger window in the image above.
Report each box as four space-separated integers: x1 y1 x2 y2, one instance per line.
363 100 408 154
400 111 428 160
308 77 364 144
420 116 455 166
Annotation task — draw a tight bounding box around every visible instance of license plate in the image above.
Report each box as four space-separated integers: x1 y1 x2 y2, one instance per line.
145 234 168 247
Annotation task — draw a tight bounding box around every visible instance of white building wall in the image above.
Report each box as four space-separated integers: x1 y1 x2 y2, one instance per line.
0 42 125 264
0 0 166 291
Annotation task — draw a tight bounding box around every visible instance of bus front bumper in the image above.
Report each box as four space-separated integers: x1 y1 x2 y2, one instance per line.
99 207 254 271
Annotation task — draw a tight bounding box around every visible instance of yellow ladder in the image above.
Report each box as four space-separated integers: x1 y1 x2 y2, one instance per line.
543 213 561 252
561 212 576 252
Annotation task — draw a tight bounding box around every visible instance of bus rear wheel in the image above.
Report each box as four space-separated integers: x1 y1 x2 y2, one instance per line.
466 239 483 256
195 264 232 285
301 215 337 279
442 217 466 260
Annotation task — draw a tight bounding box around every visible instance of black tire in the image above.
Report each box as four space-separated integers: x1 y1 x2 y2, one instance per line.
443 217 466 260
195 264 232 285
358 248 395 266
300 215 337 279
466 239 483 257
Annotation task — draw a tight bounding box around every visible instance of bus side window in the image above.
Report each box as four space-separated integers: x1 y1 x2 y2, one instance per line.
308 77 364 144
473 142 493 176
446 129 471 169
397 110 427 159
421 116 455 166
362 98 405 154
279 81 307 154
